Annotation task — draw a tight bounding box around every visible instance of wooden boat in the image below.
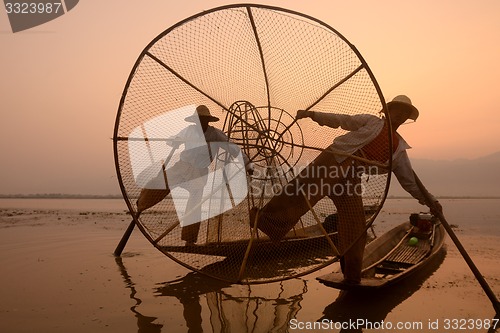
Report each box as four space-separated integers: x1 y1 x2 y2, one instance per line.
317 216 446 290
157 206 381 257
158 223 339 257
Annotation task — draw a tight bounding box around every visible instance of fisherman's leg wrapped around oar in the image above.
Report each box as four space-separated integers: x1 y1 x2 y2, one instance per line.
329 185 366 283
255 152 362 237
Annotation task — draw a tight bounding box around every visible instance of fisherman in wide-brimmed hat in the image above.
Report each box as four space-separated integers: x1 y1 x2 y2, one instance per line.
185 105 220 123
254 94 442 284
136 105 253 245
387 94 419 125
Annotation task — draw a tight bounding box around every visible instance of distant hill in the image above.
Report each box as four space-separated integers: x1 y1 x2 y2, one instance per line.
389 151 500 198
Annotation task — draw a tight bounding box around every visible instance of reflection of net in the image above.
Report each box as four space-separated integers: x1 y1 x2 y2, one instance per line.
113 4 390 284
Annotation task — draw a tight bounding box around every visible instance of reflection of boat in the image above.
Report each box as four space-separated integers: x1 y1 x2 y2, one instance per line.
317 215 446 290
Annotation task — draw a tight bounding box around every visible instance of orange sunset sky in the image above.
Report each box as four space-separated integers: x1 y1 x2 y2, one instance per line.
1 1 499 195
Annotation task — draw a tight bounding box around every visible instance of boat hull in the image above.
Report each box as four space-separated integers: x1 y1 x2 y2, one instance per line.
317 221 446 290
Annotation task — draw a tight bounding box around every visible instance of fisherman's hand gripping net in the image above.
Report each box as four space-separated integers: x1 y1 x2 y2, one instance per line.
113 4 392 284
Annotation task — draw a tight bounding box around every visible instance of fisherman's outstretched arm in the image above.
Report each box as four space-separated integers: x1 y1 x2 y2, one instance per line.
392 150 442 214
296 110 378 131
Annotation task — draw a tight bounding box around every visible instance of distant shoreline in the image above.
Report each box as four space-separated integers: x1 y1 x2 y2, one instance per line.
0 194 499 200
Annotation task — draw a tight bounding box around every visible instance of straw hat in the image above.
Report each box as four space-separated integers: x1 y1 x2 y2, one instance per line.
185 105 220 122
387 95 419 121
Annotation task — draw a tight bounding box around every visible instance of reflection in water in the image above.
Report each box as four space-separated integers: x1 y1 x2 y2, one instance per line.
116 256 307 333
155 272 231 333
157 273 307 333
319 249 446 333
115 257 163 333
116 249 446 333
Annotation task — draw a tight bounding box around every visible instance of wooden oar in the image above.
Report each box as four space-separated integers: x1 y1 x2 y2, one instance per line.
153 161 247 245
114 147 177 256
113 214 139 257
414 171 500 314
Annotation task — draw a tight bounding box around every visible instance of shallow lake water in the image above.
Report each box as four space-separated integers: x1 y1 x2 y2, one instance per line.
0 198 499 332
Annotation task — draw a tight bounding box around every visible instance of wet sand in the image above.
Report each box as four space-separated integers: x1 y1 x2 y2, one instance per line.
0 199 499 333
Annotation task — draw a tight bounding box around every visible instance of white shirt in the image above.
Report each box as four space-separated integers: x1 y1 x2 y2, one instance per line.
313 112 435 204
170 125 251 170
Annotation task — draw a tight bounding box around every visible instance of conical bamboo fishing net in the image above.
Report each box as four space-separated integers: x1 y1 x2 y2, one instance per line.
113 4 391 284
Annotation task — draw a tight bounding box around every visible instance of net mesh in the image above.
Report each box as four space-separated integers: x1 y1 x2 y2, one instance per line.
114 5 390 283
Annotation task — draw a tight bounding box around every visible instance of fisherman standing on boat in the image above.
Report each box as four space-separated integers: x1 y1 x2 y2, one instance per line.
255 95 442 284
136 105 253 245
299 95 443 213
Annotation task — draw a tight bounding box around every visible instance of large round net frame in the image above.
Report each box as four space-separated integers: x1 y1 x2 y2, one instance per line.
113 4 392 284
